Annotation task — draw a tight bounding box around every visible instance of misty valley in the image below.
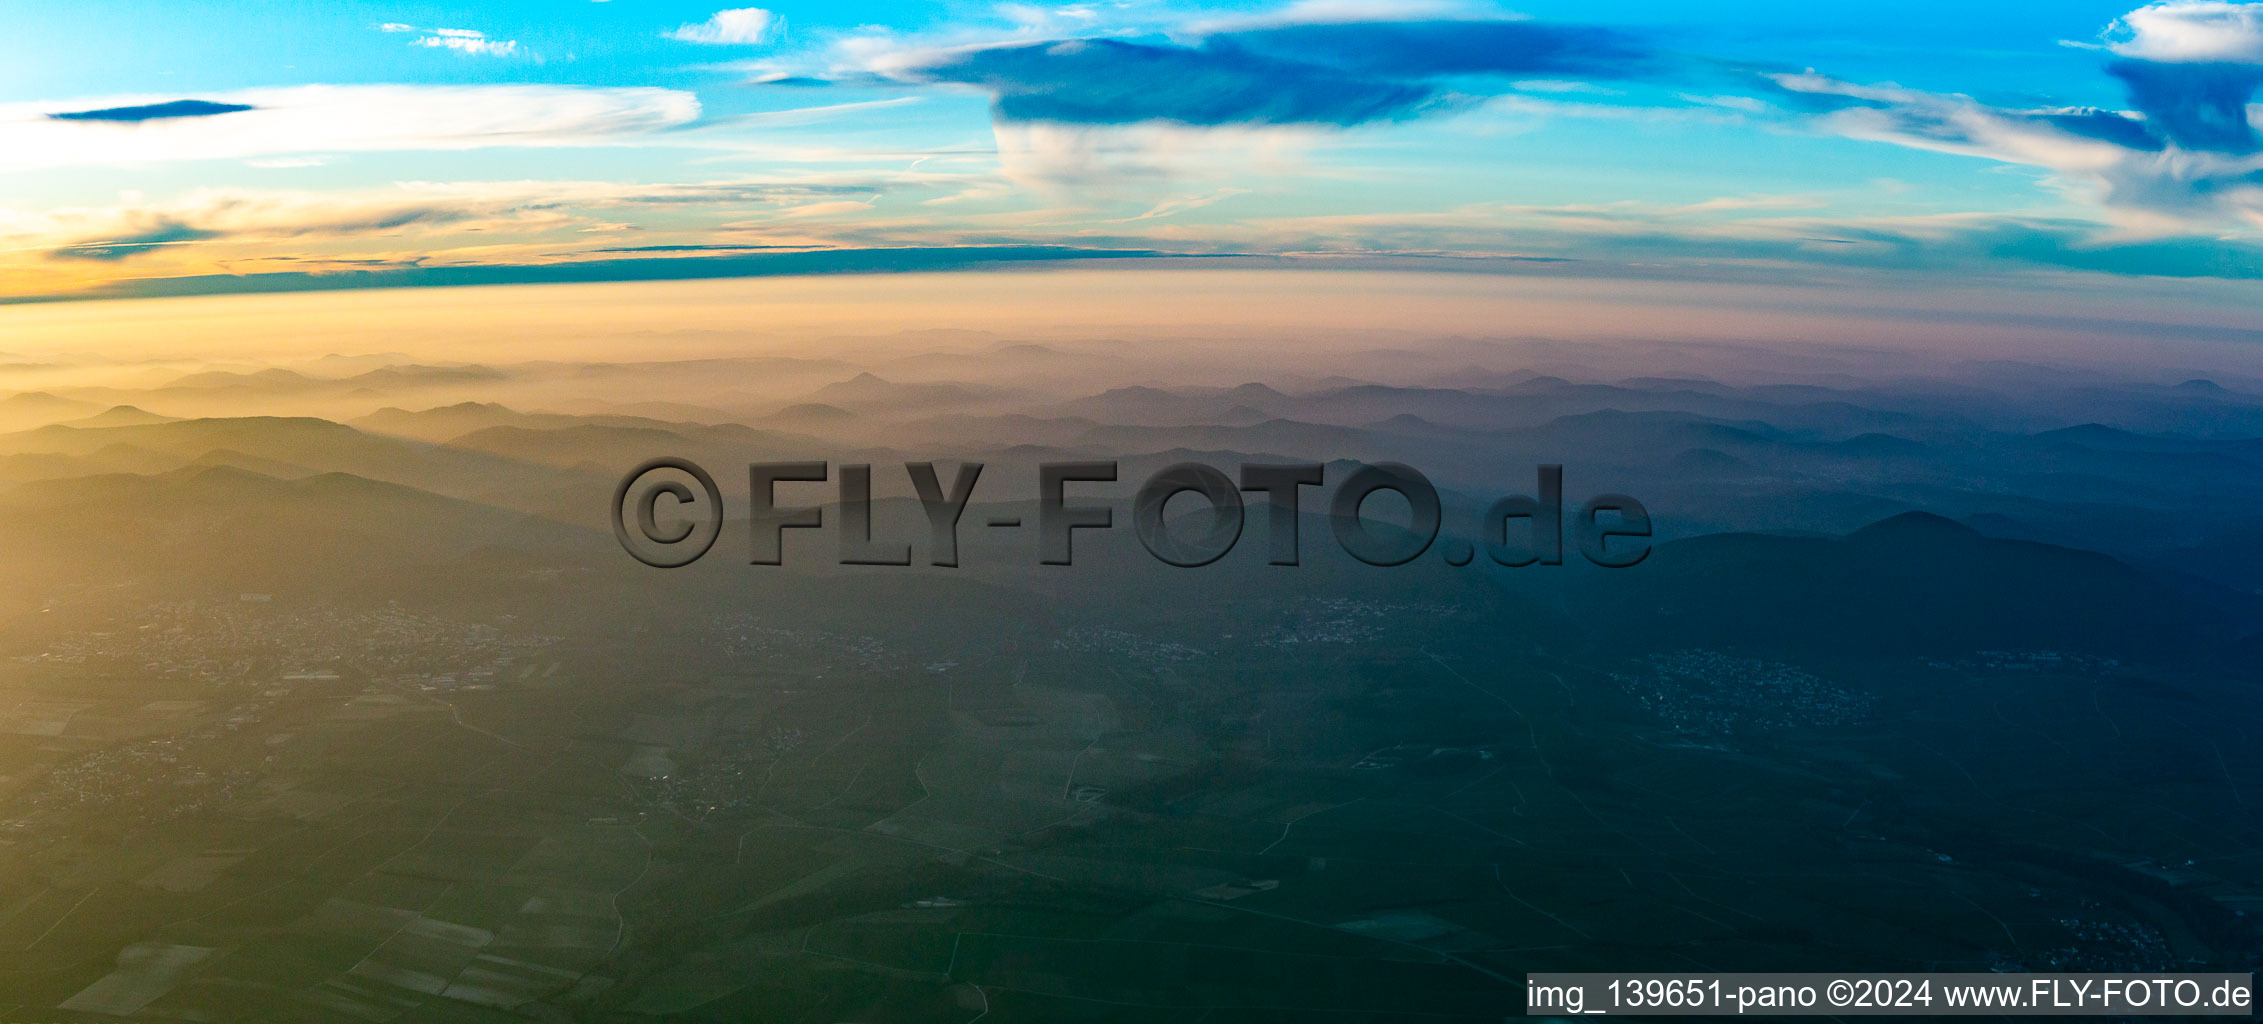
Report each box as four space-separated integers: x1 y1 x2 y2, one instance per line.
0 332 2258 1021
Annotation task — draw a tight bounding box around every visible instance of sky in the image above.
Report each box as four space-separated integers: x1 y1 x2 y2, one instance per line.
6 1 2263 308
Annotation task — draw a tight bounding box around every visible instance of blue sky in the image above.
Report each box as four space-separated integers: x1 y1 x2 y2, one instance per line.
5 1 2263 301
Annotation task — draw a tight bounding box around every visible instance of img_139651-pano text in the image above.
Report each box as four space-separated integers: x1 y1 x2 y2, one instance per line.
611 458 1653 571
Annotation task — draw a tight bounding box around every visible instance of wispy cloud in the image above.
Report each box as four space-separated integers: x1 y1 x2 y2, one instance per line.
988 120 1321 192
1197 201 2263 280
415 29 520 57
381 22 522 57
46 220 217 262
1109 187 1251 222
1764 64 2263 231
2 177 899 275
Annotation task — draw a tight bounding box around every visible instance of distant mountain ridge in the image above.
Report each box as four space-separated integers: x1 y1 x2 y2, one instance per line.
1570 511 2256 662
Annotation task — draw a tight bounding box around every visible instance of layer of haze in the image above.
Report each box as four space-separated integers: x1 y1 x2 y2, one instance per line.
5 271 2261 397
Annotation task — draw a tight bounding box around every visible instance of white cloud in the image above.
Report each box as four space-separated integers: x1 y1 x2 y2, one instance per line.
2 85 700 171
0 178 888 274
380 23 522 56
990 120 1319 195
2102 2 2263 63
668 8 777 45
996 3 1104 34
1184 0 1509 35
776 199 877 218
413 29 520 57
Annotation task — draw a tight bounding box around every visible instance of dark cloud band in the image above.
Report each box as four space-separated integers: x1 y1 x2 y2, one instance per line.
891 20 1658 127
48 99 256 123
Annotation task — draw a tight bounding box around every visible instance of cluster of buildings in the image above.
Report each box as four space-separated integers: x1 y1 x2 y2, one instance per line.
1615 649 1873 734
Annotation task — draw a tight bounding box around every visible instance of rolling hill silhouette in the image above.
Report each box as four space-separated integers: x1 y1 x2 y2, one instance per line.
1575 511 2253 661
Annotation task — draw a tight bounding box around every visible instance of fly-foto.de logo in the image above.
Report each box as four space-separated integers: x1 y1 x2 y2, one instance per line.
612 459 1651 570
